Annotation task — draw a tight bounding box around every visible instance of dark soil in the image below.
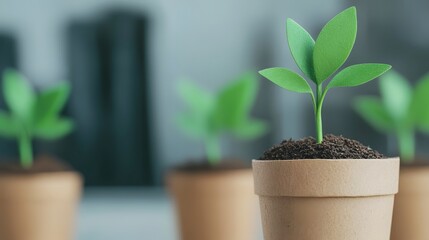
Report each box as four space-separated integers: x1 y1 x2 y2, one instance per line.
260 134 386 160
172 159 250 173
0 156 72 174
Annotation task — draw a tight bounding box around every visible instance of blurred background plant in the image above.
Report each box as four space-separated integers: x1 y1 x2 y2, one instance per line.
354 70 429 162
177 73 267 165
0 69 73 167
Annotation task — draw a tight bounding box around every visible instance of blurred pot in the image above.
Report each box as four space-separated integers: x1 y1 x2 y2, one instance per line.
167 169 256 240
253 158 399 240
0 160 83 240
391 164 429 240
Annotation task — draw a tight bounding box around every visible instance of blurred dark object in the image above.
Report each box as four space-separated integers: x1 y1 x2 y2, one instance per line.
0 34 18 84
65 11 153 186
0 33 18 159
67 22 108 185
106 12 152 185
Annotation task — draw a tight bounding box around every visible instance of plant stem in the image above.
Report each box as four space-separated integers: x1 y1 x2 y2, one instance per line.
205 136 221 165
397 129 415 163
315 84 324 143
19 133 33 168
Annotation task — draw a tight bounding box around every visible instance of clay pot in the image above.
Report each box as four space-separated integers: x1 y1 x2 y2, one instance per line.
0 171 83 240
391 165 429 240
253 158 399 240
167 169 257 240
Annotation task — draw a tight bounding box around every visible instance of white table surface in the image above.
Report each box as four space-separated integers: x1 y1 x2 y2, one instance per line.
77 188 177 240
77 187 263 240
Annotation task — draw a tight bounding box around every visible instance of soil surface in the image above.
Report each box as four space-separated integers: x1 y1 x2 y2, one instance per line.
260 134 386 160
0 156 72 174
173 159 250 173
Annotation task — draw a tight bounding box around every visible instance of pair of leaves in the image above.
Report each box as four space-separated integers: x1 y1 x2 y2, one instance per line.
0 69 74 140
259 6 392 143
260 64 391 95
354 70 429 134
177 73 267 141
260 7 391 102
288 7 357 83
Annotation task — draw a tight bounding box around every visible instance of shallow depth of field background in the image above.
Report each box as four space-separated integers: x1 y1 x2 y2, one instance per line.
0 0 428 239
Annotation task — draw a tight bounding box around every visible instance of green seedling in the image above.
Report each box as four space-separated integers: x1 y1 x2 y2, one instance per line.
0 69 74 168
259 6 391 143
177 73 267 165
354 70 429 163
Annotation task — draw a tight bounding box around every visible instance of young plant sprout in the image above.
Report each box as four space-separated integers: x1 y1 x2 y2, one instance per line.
0 69 74 168
259 6 391 143
354 70 429 163
177 73 267 165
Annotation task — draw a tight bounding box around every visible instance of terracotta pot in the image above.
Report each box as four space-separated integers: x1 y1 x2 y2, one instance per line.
167 169 257 240
0 171 83 240
253 158 399 240
391 165 429 240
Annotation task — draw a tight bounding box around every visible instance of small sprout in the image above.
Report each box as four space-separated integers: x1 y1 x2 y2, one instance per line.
0 69 74 168
176 73 268 165
259 6 391 143
354 70 429 163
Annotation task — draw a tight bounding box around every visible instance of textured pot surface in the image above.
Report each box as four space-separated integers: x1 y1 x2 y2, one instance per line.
253 158 399 240
391 165 429 240
167 169 257 240
0 171 83 240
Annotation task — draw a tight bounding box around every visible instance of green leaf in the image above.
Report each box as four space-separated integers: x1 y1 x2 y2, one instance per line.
313 7 357 83
33 82 71 126
327 64 391 90
0 111 19 138
177 81 218 138
2 69 36 121
259 68 312 93
178 80 214 113
233 120 267 140
287 19 316 81
214 73 258 128
379 70 412 123
177 75 266 147
354 97 394 132
33 118 74 140
411 73 429 132
176 113 207 139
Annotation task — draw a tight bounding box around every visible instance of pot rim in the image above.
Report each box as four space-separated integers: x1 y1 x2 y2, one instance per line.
253 157 399 197
167 168 253 196
253 157 398 162
0 170 82 178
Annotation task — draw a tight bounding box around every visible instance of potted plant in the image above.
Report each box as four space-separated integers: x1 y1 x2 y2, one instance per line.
0 69 82 240
255 6 399 240
354 70 429 240
167 73 267 240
